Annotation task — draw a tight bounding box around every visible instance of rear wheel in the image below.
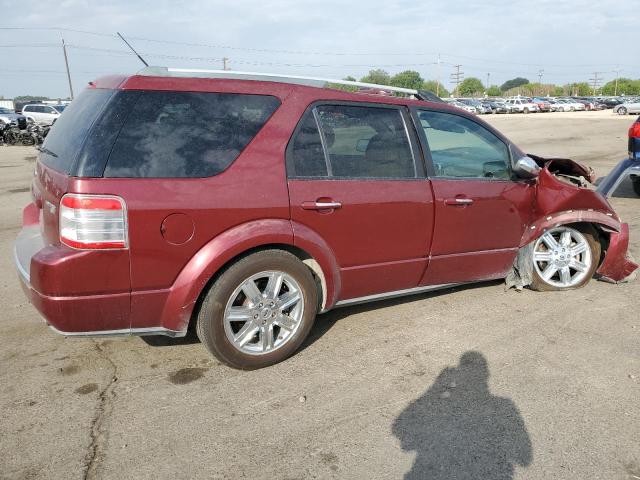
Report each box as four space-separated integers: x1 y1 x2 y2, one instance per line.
530 225 600 291
523 108 530 114
196 249 318 369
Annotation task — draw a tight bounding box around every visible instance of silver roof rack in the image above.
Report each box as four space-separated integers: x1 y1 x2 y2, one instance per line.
137 66 442 101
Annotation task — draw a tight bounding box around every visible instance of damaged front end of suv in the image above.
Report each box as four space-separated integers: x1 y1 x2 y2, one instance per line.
507 154 638 290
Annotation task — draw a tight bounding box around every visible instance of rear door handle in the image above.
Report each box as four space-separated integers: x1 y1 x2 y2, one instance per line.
301 200 342 210
444 197 474 206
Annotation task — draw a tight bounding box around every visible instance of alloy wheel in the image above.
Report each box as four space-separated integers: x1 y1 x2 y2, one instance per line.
532 227 593 288
223 271 304 355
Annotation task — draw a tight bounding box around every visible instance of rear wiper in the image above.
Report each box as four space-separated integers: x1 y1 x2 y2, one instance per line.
36 146 58 157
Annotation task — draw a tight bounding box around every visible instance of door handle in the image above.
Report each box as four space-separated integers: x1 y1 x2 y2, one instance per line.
301 200 342 211
444 197 474 206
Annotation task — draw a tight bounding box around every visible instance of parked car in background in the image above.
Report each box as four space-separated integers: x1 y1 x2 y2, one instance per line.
456 98 487 114
0 107 27 126
444 99 477 114
599 97 624 109
505 98 539 113
614 100 640 115
532 98 551 112
485 100 509 114
21 104 65 125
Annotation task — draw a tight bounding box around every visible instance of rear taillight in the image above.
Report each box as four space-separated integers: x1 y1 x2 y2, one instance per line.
59 194 128 249
629 121 640 139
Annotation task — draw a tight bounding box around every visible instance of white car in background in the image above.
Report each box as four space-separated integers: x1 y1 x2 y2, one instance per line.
21 104 66 125
505 98 539 113
444 99 477 114
555 99 585 112
614 100 640 115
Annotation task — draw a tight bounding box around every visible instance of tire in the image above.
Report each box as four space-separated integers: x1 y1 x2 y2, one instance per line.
530 224 600 292
617 107 628 115
523 108 529 114
196 249 318 369
632 176 640 196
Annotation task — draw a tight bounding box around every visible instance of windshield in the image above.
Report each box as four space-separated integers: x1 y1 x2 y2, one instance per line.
0 107 14 114
52 105 66 112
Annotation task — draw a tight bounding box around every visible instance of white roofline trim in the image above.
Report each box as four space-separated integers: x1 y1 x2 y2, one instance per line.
137 66 420 96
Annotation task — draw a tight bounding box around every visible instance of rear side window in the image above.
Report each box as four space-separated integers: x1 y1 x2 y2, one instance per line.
40 89 115 173
288 104 417 179
104 91 280 178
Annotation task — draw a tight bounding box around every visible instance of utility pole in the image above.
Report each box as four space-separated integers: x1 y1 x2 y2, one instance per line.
589 72 603 95
223 57 229 70
613 68 622 96
537 69 544 96
61 36 74 100
486 72 490 92
450 65 463 97
435 54 441 97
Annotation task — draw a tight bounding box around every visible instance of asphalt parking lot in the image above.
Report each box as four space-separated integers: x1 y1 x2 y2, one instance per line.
1 110 638 480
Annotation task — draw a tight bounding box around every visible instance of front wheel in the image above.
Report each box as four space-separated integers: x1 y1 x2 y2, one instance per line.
196 249 318 369
617 107 628 115
530 225 600 291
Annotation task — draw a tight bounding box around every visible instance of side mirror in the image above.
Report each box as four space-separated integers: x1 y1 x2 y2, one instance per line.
514 156 541 178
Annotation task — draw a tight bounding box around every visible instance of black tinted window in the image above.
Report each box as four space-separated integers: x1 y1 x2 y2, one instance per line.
288 110 328 177
287 104 416 179
104 91 280 178
418 110 510 179
40 89 114 173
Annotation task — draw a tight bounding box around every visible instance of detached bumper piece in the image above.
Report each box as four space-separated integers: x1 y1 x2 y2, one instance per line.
596 157 640 198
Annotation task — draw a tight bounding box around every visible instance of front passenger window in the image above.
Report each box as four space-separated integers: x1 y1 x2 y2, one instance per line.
418 110 511 179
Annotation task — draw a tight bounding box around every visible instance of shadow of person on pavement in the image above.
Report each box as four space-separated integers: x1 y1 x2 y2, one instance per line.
393 351 532 480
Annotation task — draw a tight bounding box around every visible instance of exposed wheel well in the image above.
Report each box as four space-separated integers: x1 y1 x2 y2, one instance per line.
187 244 327 332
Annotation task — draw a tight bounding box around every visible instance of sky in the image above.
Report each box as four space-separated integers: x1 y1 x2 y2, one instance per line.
0 0 638 99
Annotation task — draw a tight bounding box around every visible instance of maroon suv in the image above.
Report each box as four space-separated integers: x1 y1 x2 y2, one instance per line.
15 68 637 369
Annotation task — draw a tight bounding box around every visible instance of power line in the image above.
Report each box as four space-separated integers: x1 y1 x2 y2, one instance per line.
0 26 634 69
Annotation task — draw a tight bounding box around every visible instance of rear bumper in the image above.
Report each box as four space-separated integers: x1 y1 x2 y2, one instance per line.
14 224 184 338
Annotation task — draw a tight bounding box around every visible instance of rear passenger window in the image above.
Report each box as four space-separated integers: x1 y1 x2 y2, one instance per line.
288 104 417 179
104 91 280 178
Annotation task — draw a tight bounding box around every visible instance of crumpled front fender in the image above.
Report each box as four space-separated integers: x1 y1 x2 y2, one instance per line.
596 223 638 282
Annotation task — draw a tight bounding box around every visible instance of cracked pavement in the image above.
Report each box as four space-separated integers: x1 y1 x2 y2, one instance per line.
1 110 639 479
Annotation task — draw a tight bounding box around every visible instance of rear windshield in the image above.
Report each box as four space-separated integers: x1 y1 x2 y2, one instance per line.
103 91 280 178
40 89 114 173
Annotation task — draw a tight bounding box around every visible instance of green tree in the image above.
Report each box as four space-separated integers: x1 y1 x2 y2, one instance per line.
500 77 529 91
14 95 49 102
552 86 565 96
328 76 358 92
601 78 640 96
458 77 484 96
423 80 449 97
486 85 502 97
390 70 424 90
564 82 591 96
360 69 391 85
